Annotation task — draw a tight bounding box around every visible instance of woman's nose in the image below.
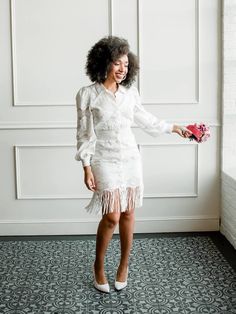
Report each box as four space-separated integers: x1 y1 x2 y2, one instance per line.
119 63 125 72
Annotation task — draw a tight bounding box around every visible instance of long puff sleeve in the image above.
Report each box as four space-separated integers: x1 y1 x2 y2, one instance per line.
133 87 174 136
75 87 97 167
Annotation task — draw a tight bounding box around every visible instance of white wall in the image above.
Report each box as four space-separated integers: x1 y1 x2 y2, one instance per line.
0 0 221 235
221 0 236 248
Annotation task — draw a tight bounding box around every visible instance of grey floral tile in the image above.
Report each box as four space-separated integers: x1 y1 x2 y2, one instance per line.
0 236 235 313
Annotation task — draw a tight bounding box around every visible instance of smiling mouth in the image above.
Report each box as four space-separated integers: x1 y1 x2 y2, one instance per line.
116 73 125 79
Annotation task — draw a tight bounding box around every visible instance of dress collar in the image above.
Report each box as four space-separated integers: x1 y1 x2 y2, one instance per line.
95 82 127 95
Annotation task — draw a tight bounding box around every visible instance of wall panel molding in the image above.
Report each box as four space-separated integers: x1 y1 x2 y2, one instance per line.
138 142 199 198
10 0 112 107
0 121 221 130
109 0 113 35
138 0 199 105
14 143 198 200
14 144 92 199
0 121 76 129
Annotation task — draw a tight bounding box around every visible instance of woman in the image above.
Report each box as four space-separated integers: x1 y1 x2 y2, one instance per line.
75 36 192 293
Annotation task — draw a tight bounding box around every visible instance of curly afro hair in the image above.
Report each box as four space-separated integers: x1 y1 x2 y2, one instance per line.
86 36 139 88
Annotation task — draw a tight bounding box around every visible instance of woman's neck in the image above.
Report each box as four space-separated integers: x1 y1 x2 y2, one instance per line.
103 79 118 94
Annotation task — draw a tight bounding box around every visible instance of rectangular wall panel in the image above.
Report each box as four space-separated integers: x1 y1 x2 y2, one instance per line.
15 143 198 199
15 145 91 199
138 0 199 104
11 0 110 106
112 0 138 53
140 143 198 197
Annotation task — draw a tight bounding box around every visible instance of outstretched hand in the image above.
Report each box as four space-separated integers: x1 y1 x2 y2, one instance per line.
172 125 192 138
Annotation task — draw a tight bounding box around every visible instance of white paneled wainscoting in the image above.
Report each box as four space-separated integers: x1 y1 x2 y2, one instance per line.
0 0 221 235
0 124 220 235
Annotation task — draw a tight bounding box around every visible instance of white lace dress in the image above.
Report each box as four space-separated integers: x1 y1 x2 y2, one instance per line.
75 83 173 215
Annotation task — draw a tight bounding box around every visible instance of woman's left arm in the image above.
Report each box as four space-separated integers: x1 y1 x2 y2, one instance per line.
133 87 191 138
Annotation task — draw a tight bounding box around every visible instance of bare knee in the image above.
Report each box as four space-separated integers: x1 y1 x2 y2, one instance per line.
102 212 120 229
120 209 134 221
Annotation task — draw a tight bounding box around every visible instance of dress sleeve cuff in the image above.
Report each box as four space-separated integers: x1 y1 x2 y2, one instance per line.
82 158 91 167
164 123 174 134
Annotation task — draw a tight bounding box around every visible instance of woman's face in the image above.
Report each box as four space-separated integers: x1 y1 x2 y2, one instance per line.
107 54 128 84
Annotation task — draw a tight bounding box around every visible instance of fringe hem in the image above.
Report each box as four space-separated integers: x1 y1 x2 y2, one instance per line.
85 185 143 215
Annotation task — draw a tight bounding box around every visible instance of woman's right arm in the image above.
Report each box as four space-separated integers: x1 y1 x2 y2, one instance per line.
75 87 97 191
83 166 96 192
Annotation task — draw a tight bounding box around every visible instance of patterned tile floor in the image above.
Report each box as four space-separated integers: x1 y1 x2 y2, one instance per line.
0 235 235 313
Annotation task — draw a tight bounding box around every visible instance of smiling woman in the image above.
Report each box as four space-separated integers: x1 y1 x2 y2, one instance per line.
106 55 129 92
74 35 192 294
85 36 139 88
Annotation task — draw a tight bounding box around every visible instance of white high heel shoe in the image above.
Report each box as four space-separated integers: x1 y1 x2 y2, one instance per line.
92 265 110 293
115 267 129 291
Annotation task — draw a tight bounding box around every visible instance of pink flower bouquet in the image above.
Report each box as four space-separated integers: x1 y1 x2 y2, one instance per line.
186 123 210 143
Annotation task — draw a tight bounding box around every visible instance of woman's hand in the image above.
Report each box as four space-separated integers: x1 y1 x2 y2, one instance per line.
172 125 192 138
83 166 96 192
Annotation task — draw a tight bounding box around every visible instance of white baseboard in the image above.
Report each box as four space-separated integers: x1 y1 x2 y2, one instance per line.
0 216 219 236
134 217 219 233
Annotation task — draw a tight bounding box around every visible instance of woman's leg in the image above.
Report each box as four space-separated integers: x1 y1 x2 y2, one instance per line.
94 212 120 284
117 208 135 281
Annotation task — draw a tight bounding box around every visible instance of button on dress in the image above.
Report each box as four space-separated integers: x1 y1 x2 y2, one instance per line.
75 83 173 215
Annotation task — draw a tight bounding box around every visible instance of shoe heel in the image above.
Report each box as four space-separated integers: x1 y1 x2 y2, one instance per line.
93 265 110 293
115 266 129 291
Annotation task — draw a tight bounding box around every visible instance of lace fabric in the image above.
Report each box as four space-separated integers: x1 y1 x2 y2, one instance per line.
75 83 173 215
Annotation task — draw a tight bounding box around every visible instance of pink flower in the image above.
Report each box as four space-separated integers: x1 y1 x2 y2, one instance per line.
186 123 210 143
